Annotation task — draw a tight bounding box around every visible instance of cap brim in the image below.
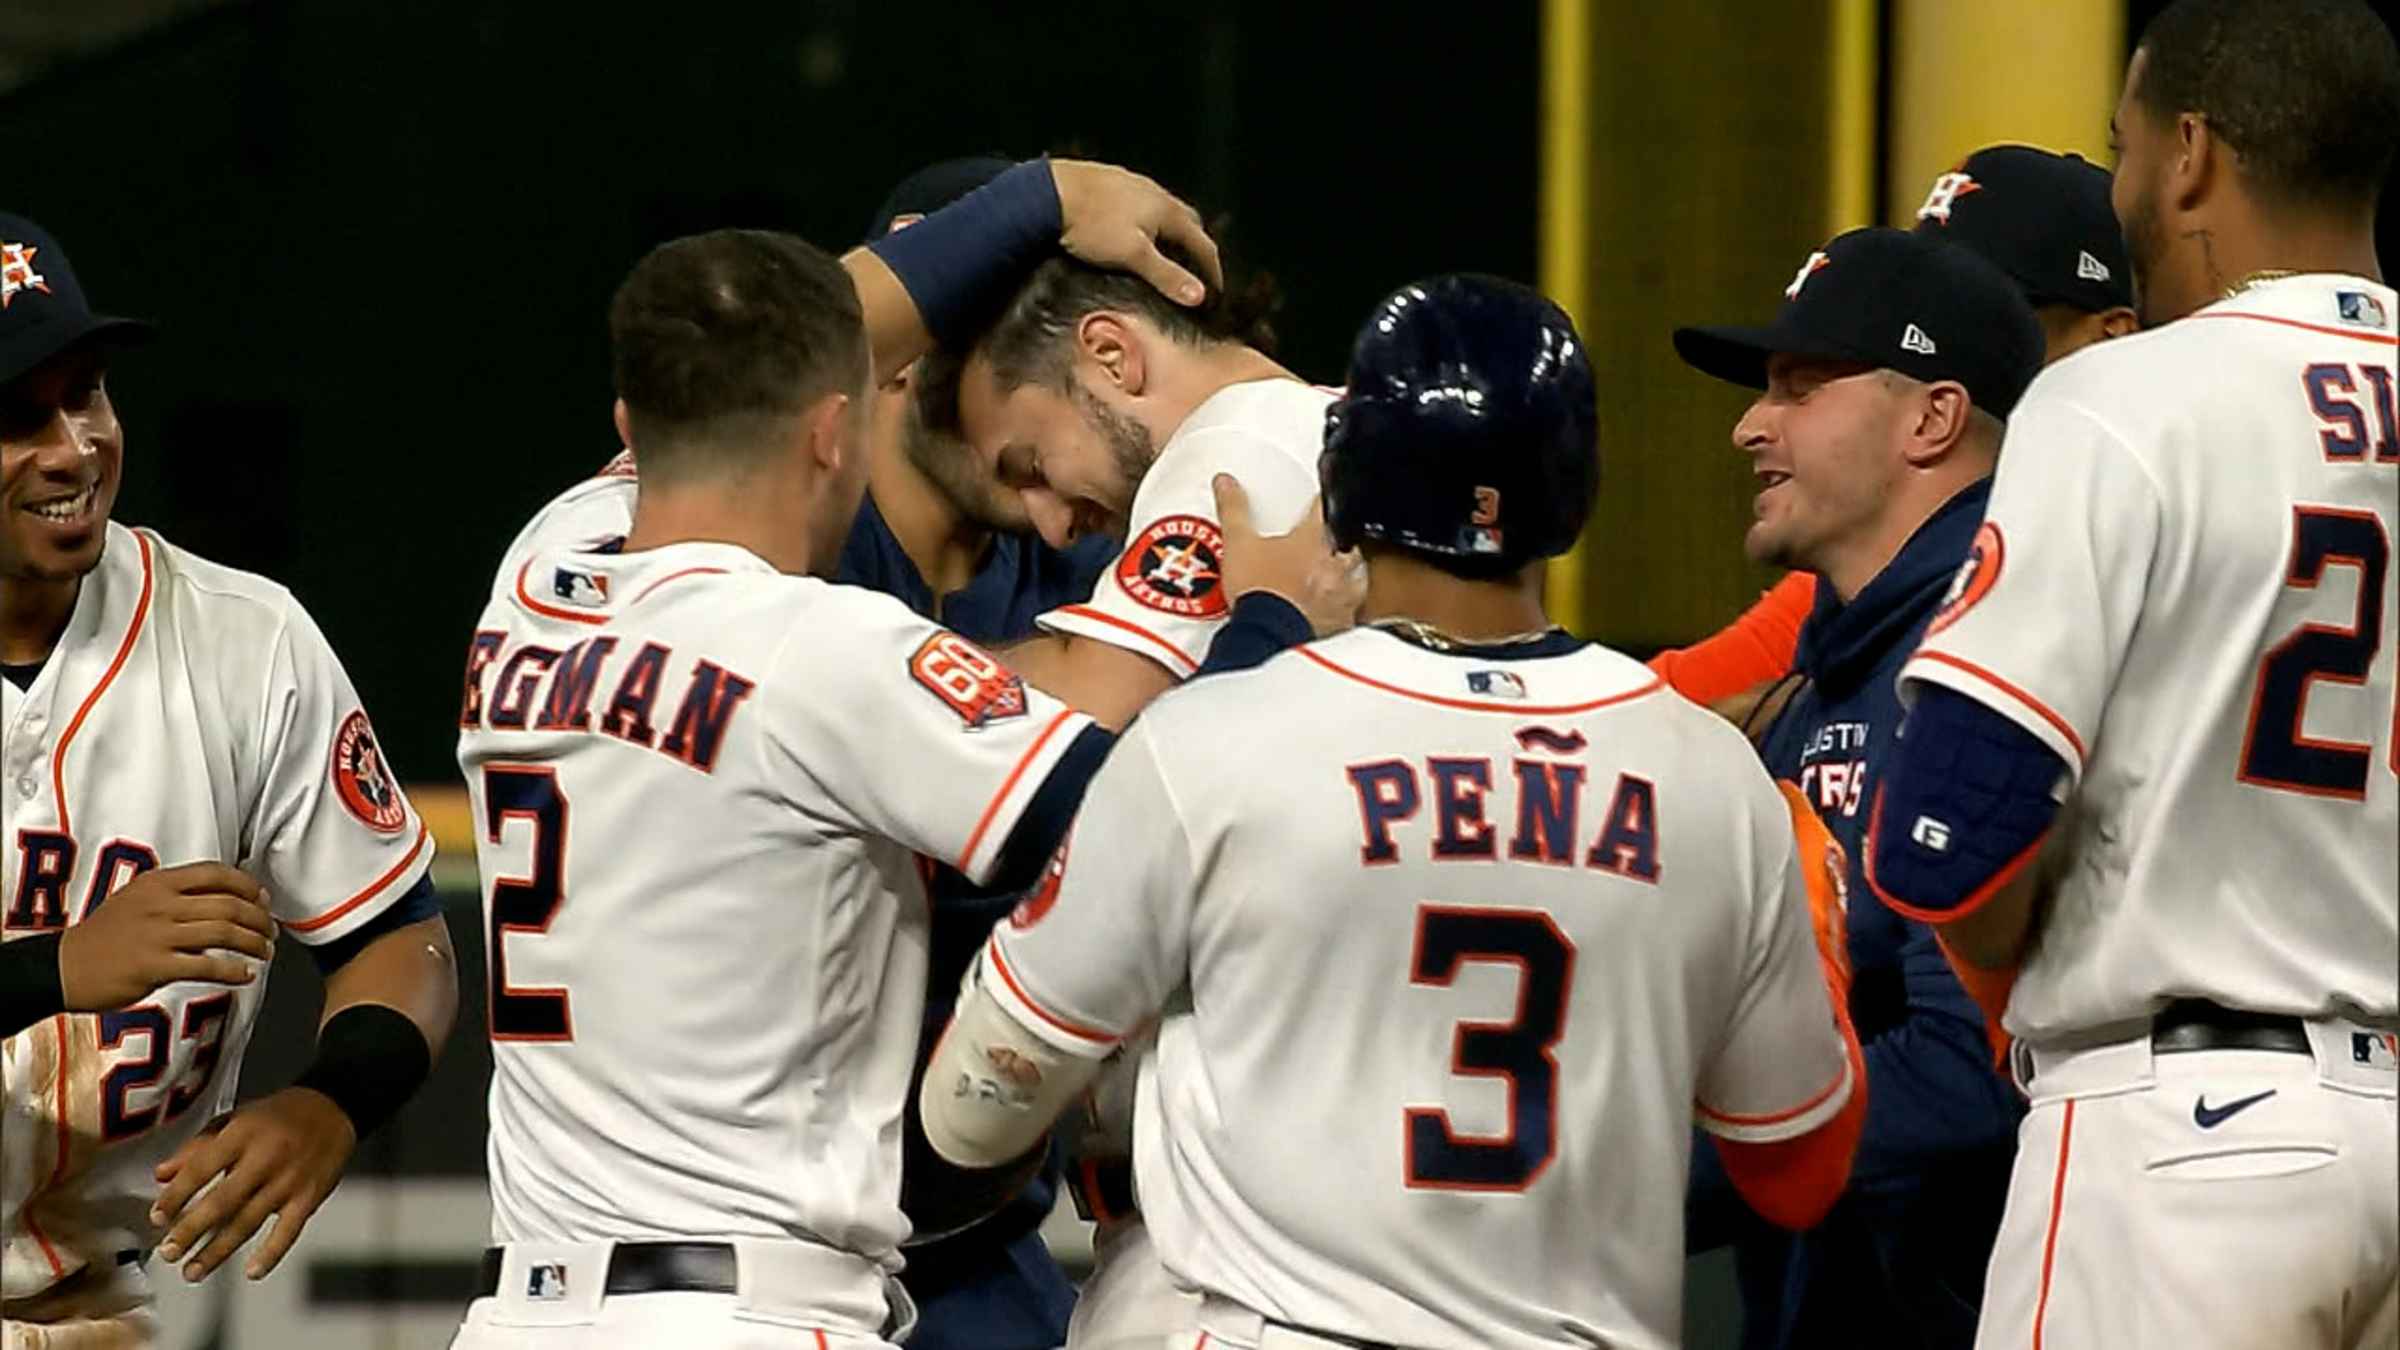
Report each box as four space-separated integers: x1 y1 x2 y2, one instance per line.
1671 324 1782 390
1 312 154 388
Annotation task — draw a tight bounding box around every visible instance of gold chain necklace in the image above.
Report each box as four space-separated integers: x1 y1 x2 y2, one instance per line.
1369 617 1566 652
2225 268 2300 299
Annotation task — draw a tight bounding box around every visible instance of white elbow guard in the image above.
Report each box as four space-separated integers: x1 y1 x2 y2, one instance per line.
920 957 1100 1169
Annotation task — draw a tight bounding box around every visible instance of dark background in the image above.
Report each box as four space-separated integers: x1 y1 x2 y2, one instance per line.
5 0 1541 785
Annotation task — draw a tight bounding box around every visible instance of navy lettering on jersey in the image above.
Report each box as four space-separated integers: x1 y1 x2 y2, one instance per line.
2362 364 2400 463
535 636 620 732
2306 364 2370 460
1507 759 1586 866
7 829 75 931
659 660 757 773
460 630 505 729
1586 773 1662 882
1347 760 1420 866
1429 758 1498 860
487 646 562 730
601 641 670 747
83 840 160 915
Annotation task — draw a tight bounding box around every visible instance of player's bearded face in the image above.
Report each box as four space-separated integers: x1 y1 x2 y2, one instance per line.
0 349 121 585
887 372 1033 534
958 355 1153 550
1736 356 1894 574
2109 50 2174 327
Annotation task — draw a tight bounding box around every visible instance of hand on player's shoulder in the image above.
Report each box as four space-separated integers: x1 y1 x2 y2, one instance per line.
1212 475 1365 638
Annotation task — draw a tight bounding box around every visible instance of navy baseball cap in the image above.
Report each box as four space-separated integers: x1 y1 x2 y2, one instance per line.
1910 145 2133 314
1673 227 2045 417
1 214 153 388
861 156 1015 244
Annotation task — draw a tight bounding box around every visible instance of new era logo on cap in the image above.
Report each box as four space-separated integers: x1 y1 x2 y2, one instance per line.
2076 250 2111 283
1785 250 1830 299
1900 323 1938 356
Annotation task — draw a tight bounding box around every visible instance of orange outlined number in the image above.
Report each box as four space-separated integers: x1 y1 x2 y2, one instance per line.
911 634 1029 729
1403 904 1576 1192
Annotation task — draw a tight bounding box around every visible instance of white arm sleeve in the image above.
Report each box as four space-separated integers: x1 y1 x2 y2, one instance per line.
982 721 1197 1054
1696 776 1855 1143
248 597 435 944
1904 392 2163 777
762 591 1094 885
919 967 1105 1168
1037 429 1319 675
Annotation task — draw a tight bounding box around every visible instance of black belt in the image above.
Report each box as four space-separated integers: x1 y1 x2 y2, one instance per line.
1265 1320 1397 1350
1067 1156 1139 1224
474 1242 736 1299
2151 1000 2310 1055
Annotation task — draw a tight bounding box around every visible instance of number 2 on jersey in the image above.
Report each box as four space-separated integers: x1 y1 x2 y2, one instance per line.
1405 905 1576 1192
2237 506 2393 799
483 765 574 1040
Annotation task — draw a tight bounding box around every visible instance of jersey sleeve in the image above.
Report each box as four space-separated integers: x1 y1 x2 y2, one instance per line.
762 593 1096 886
1901 393 2163 778
1036 428 1319 677
247 598 437 945
1650 572 1815 705
982 722 1194 1058
1696 782 1855 1143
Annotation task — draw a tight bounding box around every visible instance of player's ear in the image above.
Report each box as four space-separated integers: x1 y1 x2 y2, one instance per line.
2167 110 2213 214
1902 382 1973 466
2097 307 2140 341
803 389 855 475
1078 313 1146 396
612 398 634 449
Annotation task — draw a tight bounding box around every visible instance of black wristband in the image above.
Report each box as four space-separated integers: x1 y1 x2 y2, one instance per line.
866 158 1063 348
293 1003 432 1139
1193 591 1313 680
0 933 67 1038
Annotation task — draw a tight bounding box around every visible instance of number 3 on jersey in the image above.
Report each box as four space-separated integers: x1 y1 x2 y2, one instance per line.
484 765 573 1040
1405 905 1576 1192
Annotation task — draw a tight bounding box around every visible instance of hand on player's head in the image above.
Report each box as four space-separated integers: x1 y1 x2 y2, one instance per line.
1214 475 1365 638
1049 159 1222 308
56 862 274 1011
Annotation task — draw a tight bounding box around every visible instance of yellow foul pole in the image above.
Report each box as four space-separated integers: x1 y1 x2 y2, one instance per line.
1540 0 1591 631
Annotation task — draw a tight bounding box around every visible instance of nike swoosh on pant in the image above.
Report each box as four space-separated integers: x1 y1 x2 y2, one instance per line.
2192 1088 2277 1129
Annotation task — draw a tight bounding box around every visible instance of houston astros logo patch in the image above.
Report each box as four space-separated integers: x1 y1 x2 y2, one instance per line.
0 242 50 310
332 710 408 833
1927 521 2004 637
1117 514 1227 618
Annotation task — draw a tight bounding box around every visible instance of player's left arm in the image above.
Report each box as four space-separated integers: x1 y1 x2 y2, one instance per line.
1868 394 2161 971
150 599 459 1285
921 722 1196 1169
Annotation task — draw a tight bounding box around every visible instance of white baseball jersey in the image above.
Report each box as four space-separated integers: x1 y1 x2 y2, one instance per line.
985 628 1853 1350
456 497 1093 1270
1905 274 2398 1041
1 523 433 1299
1037 378 1331 675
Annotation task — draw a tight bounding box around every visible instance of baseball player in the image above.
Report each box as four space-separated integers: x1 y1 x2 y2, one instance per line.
1654 144 2141 725
0 215 458 1346
912 241 1335 730
921 275 1870 1350
1670 229 2044 1349
1866 2 2400 1346
484 155 1124 1350
451 195 1345 1347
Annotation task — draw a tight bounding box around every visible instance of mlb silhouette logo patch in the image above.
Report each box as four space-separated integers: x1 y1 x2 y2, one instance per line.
552 567 610 607
2355 1032 2398 1071
1468 670 1526 699
527 1263 569 1300
2335 291 2389 329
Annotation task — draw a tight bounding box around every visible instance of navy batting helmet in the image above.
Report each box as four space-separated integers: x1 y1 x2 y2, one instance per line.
1321 275 1597 579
